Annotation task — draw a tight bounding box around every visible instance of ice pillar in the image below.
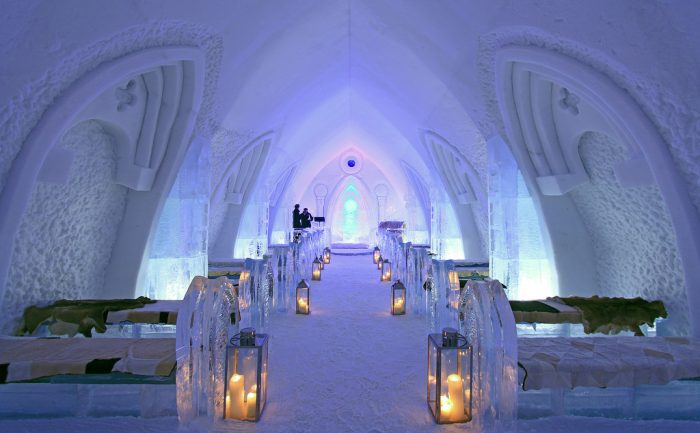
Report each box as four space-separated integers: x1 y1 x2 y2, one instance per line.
142 135 209 300
488 136 555 300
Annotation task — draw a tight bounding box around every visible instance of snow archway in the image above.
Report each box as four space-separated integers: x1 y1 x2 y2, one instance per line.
494 45 700 336
0 46 205 330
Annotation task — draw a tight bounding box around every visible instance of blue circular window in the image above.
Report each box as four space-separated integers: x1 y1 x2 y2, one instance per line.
347 159 356 168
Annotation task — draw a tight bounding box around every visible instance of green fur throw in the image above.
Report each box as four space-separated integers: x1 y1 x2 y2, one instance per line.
554 296 667 336
18 297 156 338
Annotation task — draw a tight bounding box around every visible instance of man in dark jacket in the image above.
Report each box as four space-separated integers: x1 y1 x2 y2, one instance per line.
301 208 313 228
292 204 302 229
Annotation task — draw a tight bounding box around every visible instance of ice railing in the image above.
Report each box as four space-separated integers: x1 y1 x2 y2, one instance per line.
376 228 432 316
176 276 239 428
376 229 518 432
270 228 328 313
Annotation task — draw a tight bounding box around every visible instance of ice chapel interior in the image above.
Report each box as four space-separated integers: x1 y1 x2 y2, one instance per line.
1 1 700 432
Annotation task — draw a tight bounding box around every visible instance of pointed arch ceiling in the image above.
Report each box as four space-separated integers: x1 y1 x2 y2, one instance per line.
213 0 485 192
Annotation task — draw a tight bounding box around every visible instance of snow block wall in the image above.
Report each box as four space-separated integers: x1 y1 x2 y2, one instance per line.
569 132 688 335
1 121 128 333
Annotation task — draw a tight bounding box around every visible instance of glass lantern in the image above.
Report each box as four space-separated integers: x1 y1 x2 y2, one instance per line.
296 279 310 315
377 254 383 270
323 247 331 264
391 280 406 315
318 256 324 270
312 257 322 281
373 247 381 264
224 328 269 422
427 328 472 424
381 259 392 282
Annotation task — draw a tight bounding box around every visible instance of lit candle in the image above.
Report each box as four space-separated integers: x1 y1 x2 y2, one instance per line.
393 298 404 313
246 391 257 419
447 374 465 421
227 374 245 419
440 395 453 417
298 298 308 314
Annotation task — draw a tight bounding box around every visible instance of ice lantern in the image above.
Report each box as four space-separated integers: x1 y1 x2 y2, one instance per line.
323 247 331 264
312 257 322 281
428 328 472 424
391 280 406 315
381 259 392 282
296 280 310 315
373 247 381 264
224 328 269 422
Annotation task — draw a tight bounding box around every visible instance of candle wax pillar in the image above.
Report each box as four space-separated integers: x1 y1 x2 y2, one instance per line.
246 391 257 419
227 374 245 419
447 374 465 421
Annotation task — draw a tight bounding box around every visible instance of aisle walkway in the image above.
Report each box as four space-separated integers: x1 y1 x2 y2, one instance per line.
259 254 436 433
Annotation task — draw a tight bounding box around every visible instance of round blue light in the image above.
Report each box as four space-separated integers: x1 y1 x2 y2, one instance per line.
347 159 356 168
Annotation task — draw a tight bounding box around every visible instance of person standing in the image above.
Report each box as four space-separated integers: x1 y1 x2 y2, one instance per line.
301 207 313 228
292 204 302 229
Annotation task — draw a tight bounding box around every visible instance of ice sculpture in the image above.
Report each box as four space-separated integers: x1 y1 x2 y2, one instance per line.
238 258 272 332
457 279 518 433
488 135 554 300
425 267 438 333
490 279 518 432
176 276 239 429
270 245 291 312
429 259 459 332
143 136 209 300
406 245 427 315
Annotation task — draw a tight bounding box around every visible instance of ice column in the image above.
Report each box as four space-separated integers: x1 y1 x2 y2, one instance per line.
233 191 270 259
143 136 209 300
488 136 554 300
430 190 465 260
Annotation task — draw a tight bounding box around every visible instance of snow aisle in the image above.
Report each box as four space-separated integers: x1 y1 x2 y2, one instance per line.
2 254 700 432
258 253 440 433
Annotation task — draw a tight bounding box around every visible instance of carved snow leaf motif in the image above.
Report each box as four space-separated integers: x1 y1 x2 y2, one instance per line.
115 79 137 112
559 87 580 115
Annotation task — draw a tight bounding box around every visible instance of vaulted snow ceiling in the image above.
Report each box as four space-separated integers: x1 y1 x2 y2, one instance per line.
208 0 488 259
2 0 700 336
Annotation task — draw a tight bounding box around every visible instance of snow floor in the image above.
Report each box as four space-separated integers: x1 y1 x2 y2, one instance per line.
2 254 700 433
